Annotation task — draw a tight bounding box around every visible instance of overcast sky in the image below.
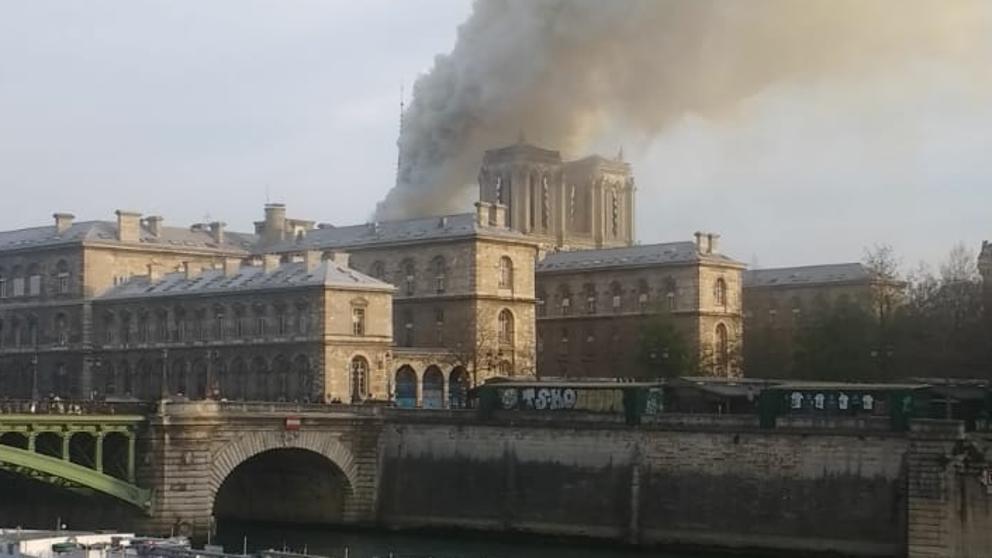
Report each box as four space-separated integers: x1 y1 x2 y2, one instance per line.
1 1 989 270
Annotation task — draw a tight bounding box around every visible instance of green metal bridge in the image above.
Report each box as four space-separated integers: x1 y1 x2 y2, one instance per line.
0 402 151 510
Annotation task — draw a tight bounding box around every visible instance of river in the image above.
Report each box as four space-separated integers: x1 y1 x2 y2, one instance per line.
214 521 772 558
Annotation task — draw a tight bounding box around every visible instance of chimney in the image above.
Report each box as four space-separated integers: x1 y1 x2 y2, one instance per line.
694 231 705 253
144 216 163 238
330 251 350 268
53 213 75 235
263 254 281 274
209 221 225 244
223 257 242 277
147 263 162 283
475 201 492 226
263 203 287 244
706 233 720 254
116 210 142 242
304 250 322 273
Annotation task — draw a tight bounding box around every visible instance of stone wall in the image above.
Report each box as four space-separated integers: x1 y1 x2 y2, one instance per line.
378 415 909 556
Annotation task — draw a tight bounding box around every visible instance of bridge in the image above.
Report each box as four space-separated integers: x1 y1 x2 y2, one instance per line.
0 400 148 509
2 400 992 558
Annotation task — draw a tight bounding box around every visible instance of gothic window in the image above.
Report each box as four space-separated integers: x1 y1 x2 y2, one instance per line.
583 283 597 314
350 356 369 401
431 256 446 294
498 309 514 345
352 303 366 336
714 278 728 307
611 188 620 237
542 176 551 229
610 281 623 312
498 256 513 290
401 259 416 296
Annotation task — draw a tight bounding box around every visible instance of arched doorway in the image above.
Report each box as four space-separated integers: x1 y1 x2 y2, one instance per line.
422 366 444 409
212 448 351 525
449 366 469 409
394 366 416 408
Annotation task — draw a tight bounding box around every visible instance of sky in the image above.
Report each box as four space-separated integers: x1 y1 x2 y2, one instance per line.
0 1 989 270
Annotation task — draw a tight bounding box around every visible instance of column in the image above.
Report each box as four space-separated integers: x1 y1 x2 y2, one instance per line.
27 431 36 452
442 373 450 409
415 370 423 408
126 433 136 483
61 432 71 461
95 432 105 473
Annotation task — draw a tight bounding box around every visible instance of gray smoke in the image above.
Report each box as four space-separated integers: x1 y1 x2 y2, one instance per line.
376 0 989 220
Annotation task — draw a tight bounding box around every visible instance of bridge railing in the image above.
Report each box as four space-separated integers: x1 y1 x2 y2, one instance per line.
0 399 153 416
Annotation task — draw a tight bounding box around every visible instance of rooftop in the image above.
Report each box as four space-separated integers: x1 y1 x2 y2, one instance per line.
0 221 255 254
98 260 392 300
743 263 872 288
264 212 531 253
536 241 742 273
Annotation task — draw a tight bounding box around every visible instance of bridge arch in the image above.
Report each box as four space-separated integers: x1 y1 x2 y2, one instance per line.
209 431 360 522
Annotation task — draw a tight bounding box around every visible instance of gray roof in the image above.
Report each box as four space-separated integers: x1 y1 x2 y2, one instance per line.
265 212 531 253
99 261 392 300
536 241 742 273
0 221 255 254
743 263 871 288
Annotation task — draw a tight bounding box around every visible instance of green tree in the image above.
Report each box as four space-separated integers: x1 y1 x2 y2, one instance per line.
636 312 693 378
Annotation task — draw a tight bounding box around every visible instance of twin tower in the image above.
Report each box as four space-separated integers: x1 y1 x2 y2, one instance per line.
477 142 636 251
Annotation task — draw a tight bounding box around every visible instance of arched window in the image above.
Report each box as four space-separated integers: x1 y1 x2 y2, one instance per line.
714 278 727 307
350 356 369 402
253 303 267 336
583 283 597 314
431 256 446 294
498 309 514 345
663 277 677 311
394 366 417 408
56 260 70 295
610 281 623 312
401 259 416 296
498 256 513 289
715 323 729 373
422 366 444 409
370 261 386 281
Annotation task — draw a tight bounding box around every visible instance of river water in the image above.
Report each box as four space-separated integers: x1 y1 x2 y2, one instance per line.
214 522 771 558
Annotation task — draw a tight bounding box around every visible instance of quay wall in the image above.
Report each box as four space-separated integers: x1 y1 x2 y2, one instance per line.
378 412 911 556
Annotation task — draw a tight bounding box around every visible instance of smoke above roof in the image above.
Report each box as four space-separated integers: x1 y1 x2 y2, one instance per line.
375 0 989 221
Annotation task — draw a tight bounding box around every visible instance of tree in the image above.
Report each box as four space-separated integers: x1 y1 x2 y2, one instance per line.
792 296 881 381
636 311 693 378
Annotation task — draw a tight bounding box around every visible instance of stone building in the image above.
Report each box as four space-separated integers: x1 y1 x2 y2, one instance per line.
742 262 894 377
980 241 991 302
0 202 538 407
478 142 635 251
535 233 745 378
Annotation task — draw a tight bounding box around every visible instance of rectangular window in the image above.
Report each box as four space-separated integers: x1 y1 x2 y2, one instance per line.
586 297 596 314
561 298 571 316
612 295 621 311
352 307 366 336
256 317 267 336
0 278 6 298
12 278 24 297
28 275 41 296
435 276 445 294
58 273 69 294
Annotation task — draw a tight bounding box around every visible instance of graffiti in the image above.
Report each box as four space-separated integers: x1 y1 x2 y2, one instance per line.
497 387 624 413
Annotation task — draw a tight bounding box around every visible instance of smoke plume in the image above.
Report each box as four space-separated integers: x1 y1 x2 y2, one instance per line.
376 0 990 220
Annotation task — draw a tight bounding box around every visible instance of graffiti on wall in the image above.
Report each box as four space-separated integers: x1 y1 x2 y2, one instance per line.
498 387 625 413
